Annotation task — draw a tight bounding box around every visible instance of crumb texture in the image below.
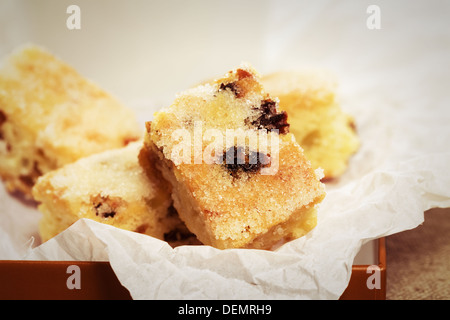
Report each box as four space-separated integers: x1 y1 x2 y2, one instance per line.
32 142 176 243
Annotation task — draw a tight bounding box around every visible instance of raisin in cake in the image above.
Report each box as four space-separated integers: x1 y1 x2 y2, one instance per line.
0 45 142 198
142 64 326 250
32 141 194 246
262 71 359 180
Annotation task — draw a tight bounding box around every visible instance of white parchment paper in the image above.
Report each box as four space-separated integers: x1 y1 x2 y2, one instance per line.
1 0 450 299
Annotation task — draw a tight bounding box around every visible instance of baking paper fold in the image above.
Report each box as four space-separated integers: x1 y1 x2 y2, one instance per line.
20 151 450 299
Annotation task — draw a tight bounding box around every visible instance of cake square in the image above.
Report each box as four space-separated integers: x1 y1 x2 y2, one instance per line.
32 141 196 246
262 71 359 180
142 64 326 249
0 45 142 198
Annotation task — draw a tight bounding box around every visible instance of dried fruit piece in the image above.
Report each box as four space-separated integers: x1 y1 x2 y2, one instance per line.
92 195 124 218
250 99 290 134
223 146 270 177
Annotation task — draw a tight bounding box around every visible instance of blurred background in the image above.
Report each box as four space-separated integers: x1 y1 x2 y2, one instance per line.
1 0 449 299
1 0 448 109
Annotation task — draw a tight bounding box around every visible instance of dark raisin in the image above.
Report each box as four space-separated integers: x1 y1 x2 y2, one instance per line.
92 195 121 218
249 99 290 134
222 146 270 177
0 110 6 140
102 210 116 218
218 68 253 98
94 202 116 218
0 110 6 126
260 99 277 114
258 111 289 132
219 82 242 98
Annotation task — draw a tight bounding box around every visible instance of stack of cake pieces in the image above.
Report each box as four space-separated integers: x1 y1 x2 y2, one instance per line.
141 64 326 249
1 45 361 250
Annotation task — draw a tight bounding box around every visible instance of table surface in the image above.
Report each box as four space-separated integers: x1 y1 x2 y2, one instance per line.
386 207 450 300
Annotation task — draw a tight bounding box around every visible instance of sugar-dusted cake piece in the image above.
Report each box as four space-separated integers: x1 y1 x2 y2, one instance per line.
262 71 359 180
0 45 142 198
142 64 326 249
32 141 193 245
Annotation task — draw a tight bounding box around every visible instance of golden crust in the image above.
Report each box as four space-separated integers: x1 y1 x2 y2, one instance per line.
32 142 174 243
145 64 326 249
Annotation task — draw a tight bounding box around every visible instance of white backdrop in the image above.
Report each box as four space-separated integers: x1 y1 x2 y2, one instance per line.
1 0 448 109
